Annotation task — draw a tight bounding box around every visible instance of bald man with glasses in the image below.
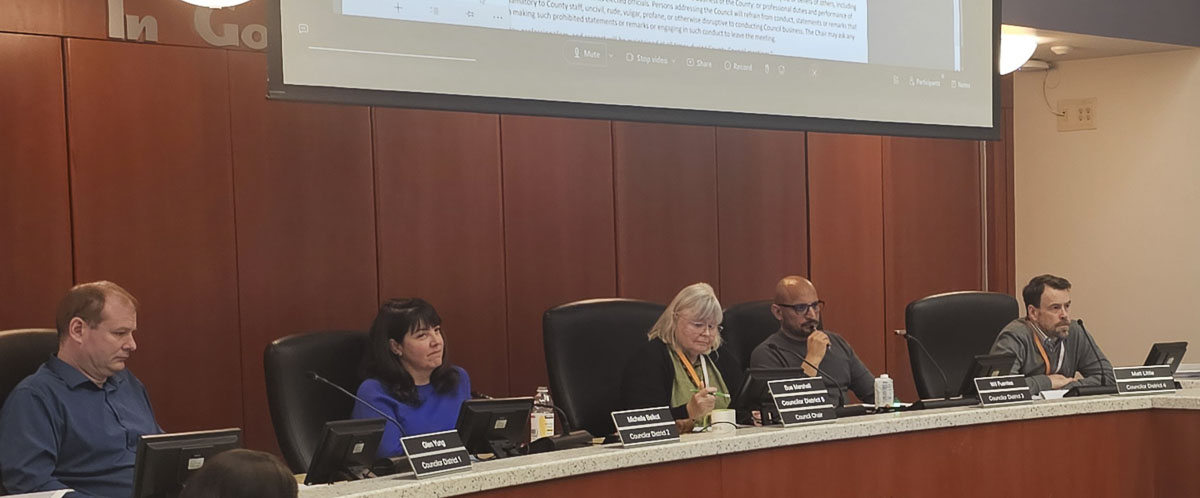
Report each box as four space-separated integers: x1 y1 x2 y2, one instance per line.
749 276 876 405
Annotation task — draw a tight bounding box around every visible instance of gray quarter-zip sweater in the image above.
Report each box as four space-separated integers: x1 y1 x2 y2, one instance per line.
989 318 1115 394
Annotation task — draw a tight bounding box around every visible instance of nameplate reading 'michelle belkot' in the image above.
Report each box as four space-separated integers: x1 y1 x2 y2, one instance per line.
1114 365 1177 395
400 429 472 478
768 377 836 427
974 375 1033 406
611 407 680 447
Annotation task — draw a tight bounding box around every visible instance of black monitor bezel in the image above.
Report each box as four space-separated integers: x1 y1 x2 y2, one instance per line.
303 418 387 485
958 353 1018 397
1144 341 1188 374
132 428 242 498
731 367 810 411
454 397 534 455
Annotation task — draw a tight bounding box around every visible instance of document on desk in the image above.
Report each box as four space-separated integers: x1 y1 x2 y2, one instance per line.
1039 389 1069 400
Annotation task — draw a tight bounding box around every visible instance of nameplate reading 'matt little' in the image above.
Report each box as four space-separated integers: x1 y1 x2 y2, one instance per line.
401 430 472 478
611 407 680 447
767 378 836 427
974 375 1033 406
1114 365 1176 395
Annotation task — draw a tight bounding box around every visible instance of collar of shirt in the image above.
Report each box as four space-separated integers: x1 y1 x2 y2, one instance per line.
1028 320 1061 350
45 355 125 391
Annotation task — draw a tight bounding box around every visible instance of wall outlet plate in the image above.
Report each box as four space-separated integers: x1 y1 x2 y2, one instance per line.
1057 98 1098 131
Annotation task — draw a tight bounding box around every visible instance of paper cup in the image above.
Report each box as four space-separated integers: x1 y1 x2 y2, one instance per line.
710 409 736 433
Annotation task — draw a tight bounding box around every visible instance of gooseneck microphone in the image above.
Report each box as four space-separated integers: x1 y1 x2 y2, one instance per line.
767 343 846 408
893 330 954 401
306 371 405 432
1076 319 1109 387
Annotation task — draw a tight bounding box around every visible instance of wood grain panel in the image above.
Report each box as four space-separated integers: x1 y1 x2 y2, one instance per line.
613 122 719 303
65 39 242 431
227 51 378 453
1154 410 1200 496
807 133 886 389
469 454 723 498
882 137 983 402
373 108 509 396
0 0 107 38
0 33 73 329
986 107 1016 295
715 128 807 306
500 115 616 397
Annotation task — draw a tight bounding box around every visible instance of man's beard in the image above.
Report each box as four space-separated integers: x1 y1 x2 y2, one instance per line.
788 319 820 338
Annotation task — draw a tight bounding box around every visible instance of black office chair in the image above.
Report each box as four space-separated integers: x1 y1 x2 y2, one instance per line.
720 300 779 370
263 330 369 473
543 298 665 437
0 328 59 411
904 291 1019 399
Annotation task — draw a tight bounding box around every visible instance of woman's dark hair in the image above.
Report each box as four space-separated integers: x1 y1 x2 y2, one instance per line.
361 297 460 406
179 449 297 498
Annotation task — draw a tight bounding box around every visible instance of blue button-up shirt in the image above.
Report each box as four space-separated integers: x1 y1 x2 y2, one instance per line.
0 356 161 497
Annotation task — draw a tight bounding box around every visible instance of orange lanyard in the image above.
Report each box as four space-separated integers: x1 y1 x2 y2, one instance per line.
674 347 705 389
1027 320 1063 375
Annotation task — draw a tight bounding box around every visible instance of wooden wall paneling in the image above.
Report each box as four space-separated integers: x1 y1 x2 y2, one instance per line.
65 39 242 431
1154 410 1200 496
806 133 886 389
373 109 509 396
986 107 1016 295
612 122 719 303
500 115 616 396
714 128 807 306
227 51 378 453
0 33 73 329
882 137 983 402
0 0 103 38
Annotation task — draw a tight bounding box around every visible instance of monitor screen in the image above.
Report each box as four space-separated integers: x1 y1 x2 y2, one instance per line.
304 418 387 485
455 397 533 457
269 0 999 139
133 428 242 498
1144 342 1188 374
731 367 809 411
958 353 1017 397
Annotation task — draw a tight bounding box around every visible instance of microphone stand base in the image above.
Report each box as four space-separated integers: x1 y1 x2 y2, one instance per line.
909 397 979 410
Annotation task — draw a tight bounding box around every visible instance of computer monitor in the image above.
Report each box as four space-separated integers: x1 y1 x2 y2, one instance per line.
731 367 811 423
132 428 242 498
455 397 533 458
958 353 1018 397
1144 342 1188 374
304 418 387 485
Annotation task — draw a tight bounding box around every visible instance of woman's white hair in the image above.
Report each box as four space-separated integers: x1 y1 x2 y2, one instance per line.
647 282 723 352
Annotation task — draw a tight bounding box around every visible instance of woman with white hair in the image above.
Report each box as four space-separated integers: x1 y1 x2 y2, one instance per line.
620 283 744 432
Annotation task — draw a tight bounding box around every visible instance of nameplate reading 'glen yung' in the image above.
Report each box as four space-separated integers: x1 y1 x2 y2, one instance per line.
401 429 472 478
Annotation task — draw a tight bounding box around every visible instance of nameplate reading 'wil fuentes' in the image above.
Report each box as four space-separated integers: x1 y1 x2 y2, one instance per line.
401 429 472 478
611 407 679 447
974 375 1033 406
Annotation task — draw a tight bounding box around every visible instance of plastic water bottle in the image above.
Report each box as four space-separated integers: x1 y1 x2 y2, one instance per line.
530 386 555 441
874 374 894 411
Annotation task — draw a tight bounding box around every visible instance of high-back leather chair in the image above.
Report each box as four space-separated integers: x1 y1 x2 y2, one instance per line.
263 330 368 473
543 299 665 437
905 291 1019 399
0 328 59 411
720 300 779 370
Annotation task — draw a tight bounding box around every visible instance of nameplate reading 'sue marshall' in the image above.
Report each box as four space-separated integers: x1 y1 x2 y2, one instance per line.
974 375 1033 406
767 378 836 427
611 407 679 447
1114 365 1176 395
401 430 472 478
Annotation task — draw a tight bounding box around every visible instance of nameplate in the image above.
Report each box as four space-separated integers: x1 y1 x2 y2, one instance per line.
768 378 836 427
400 430 472 479
610 407 679 447
1114 365 1176 395
974 375 1033 407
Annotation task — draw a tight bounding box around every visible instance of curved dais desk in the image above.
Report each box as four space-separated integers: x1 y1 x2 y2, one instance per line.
301 390 1200 497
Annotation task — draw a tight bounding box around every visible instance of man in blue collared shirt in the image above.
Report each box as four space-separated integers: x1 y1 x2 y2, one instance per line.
0 281 161 497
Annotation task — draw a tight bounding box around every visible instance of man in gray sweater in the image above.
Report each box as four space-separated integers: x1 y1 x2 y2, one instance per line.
750 276 875 406
989 274 1114 394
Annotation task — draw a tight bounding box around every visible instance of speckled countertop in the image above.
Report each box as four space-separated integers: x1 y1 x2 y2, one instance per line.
300 389 1200 498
